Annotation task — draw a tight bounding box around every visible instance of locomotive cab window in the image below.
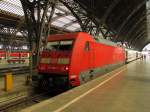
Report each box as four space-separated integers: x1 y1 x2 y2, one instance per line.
46 40 73 51
85 41 90 51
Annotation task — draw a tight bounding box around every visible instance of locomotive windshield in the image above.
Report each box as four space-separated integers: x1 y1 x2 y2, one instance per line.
46 40 73 51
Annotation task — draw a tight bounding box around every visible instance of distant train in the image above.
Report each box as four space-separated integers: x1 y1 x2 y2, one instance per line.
0 51 29 64
125 49 142 63
37 32 141 88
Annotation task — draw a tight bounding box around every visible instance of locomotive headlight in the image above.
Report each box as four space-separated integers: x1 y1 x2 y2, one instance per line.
40 58 50 64
58 58 70 64
65 66 69 71
70 75 77 79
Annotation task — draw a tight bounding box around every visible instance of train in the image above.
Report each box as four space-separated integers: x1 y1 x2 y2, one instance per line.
37 32 141 88
125 49 142 63
0 51 29 64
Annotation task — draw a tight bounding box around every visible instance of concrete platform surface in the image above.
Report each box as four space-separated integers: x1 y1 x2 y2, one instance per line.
0 63 29 69
21 59 150 112
0 74 32 107
0 74 31 96
0 74 26 89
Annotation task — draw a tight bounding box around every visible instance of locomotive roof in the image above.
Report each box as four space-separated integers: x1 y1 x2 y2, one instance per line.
48 32 120 48
95 38 117 47
48 32 90 40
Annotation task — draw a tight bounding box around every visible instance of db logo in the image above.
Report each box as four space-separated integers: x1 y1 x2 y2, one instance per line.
51 58 57 64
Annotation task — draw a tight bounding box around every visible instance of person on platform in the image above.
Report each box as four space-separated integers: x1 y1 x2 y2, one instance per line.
144 55 146 60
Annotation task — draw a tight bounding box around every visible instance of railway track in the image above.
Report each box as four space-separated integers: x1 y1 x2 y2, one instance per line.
0 66 30 76
0 88 66 112
0 92 48 112
0 92 47 112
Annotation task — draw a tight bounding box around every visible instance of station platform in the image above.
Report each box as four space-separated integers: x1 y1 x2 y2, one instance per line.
0 63 29 69
0 74 28 92
21 59 150 112
0 58 29 70
0 74 32 106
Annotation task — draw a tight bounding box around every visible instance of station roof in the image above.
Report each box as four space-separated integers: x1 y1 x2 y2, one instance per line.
0 0 149 51
0 0 81 32
0 0 81 50
75 0 149 50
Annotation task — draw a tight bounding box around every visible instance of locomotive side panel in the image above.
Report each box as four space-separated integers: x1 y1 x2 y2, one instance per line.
68 33 95 86
68 33 125 86
78 41 125 85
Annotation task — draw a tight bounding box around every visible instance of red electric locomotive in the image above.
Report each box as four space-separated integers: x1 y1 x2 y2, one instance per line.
38 32 125 88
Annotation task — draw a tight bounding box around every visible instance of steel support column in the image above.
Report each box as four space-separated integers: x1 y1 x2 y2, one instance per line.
20 0 57 68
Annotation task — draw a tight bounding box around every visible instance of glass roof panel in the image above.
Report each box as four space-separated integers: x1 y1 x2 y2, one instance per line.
53 13 58 18
16 32 23 36
57 17 72 24
0 0 81 32
66 16 76 20
4 0 22 7
0 0 23 16
143 43 150 50
52 20 66 27
66 26 78 31
59 6 70 12
71 23 80 28
55 8 65 14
